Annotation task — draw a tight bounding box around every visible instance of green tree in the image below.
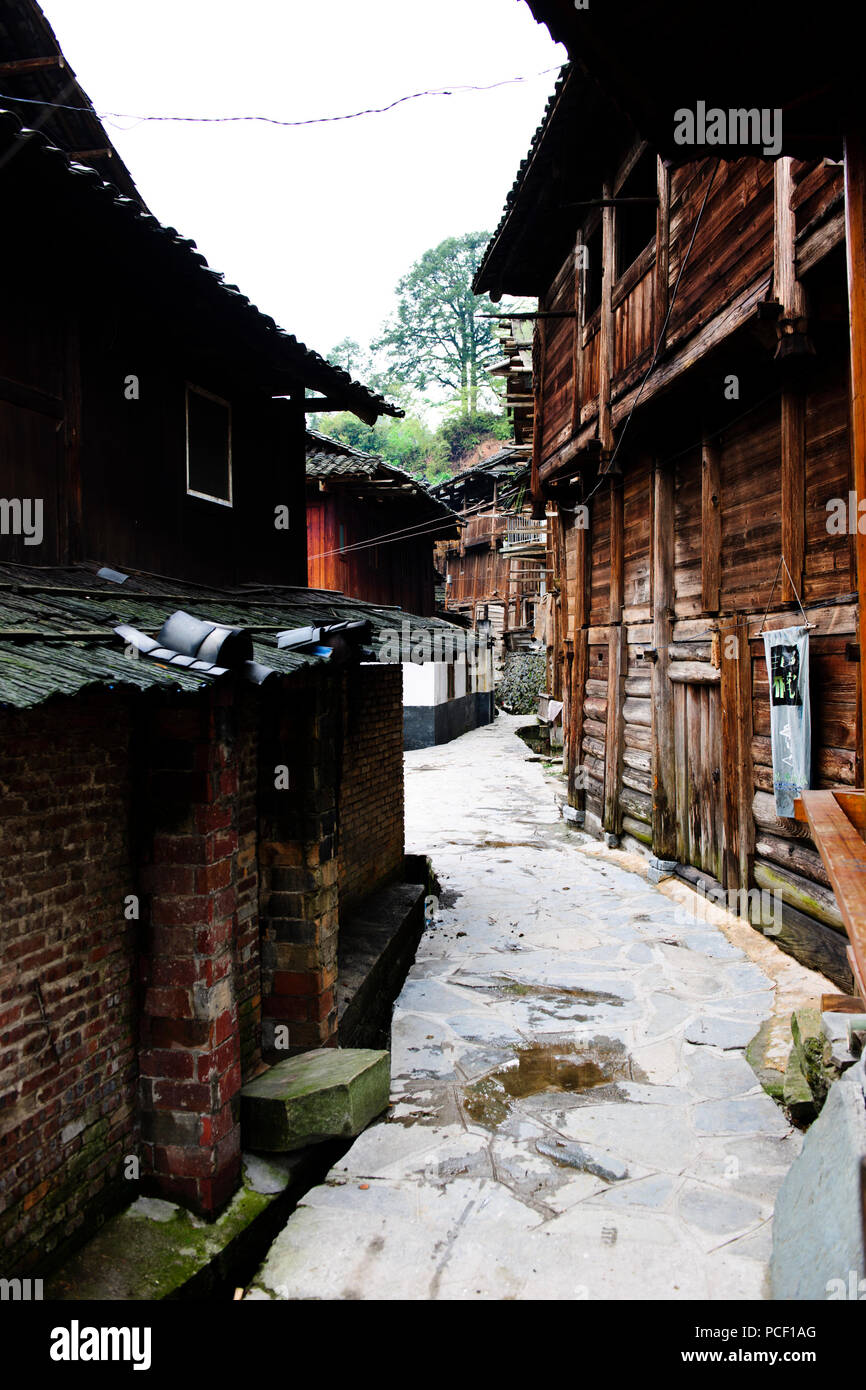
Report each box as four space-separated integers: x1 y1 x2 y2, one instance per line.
375 232 502 416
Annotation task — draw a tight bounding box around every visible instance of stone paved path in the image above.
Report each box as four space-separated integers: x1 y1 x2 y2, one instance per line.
251 714 822 1301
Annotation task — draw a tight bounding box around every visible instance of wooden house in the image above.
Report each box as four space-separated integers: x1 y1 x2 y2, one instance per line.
474 33 862 991
304 431 494 746
305 429 457 616
432 446 549 664
0 10 466 1276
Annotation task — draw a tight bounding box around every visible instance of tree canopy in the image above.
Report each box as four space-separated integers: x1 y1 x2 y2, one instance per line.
374 232 502 417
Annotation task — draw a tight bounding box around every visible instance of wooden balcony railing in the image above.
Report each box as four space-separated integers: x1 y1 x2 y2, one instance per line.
503 515 546 548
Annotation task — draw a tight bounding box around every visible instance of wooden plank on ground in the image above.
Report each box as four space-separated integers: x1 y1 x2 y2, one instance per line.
797 789 866 1002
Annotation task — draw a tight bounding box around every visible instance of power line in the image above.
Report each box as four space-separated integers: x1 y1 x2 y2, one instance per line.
306 484 525 562
0 66 562 132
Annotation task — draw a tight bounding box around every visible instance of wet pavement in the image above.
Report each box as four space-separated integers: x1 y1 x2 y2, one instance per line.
249 713 828 1301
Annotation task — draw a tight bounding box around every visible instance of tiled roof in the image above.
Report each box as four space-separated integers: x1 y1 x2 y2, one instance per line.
0 562 472 709
473 65 571 296
0 108 402 423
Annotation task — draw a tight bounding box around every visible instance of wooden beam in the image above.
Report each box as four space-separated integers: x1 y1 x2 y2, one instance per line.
570 232 585 436
720 619 741 891
773 157 807 323
651 462 677 858
653 157 670 351
796 790 866 999
531 317 547 512
604 624 627 835
781 386 806 603
737 620 756 892
0 56 65 74
668 661 720 684
844 130 866 795
0 373 63 418
701 437 721 613
569 628 587 809
598 182 615 453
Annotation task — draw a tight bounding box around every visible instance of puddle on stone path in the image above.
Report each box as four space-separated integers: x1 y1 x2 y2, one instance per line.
461 1036 639 1130
462 977 623 1009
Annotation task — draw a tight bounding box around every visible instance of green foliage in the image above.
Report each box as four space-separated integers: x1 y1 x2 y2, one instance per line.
495 653 546 715
374 232 502 416
314 230 523 484
437 410 511 464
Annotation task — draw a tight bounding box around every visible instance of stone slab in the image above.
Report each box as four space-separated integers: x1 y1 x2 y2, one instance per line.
241 1048 390 1152
770 1066 866 1300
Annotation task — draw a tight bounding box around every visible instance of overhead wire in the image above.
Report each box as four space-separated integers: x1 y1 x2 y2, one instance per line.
305 481 526 562
0 66 562 131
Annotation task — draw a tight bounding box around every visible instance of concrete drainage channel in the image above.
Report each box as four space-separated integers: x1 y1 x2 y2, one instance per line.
46 858 437 1301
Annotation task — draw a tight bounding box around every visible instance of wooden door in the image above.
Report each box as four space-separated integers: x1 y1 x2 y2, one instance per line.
673 680 724 880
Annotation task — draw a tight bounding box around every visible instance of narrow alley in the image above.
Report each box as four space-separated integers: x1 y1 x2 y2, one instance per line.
250 715 826 1301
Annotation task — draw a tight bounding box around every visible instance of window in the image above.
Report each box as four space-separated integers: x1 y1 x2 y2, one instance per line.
339 522 347 555
186 385 232 505
614 150 658 282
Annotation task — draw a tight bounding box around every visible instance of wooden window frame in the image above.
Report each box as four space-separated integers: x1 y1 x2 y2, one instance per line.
185 383 233 507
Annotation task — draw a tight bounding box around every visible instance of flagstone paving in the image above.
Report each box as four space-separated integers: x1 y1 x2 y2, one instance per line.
249 713 830 1301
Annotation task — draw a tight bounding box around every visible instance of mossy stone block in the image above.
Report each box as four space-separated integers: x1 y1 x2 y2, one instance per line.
241 1048 390 1152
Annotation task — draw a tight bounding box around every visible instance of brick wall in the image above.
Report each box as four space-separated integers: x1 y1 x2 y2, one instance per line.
234 688 261 1082
338 665 404 911
258 673 340 1055
0 659 408 1269
0 691 137 1275
138 687 243 1217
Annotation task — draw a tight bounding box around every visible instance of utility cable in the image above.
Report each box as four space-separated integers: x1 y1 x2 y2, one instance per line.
0 66 562 131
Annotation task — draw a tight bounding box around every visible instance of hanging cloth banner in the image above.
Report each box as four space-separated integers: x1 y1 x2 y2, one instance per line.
762 624 811 817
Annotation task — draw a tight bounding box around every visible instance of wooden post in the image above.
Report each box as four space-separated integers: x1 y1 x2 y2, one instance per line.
609 475 624 625
571 232 585 436
651 461 677 858
701 437 721 613
773 157 807 327
736 619 756 892
844 130 866 783
568 496 591 809
569 629 588 809
653 157 670 350
604 624 627 835
719 617 741 891
531 318 547 514
598 183 615 453
781 386 806 603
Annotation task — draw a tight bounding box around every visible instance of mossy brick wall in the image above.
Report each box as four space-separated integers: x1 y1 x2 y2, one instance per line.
337 664 404 912
0 690 137 1277
258 672 340 1055
233 688 261 1083
137 686 243 1218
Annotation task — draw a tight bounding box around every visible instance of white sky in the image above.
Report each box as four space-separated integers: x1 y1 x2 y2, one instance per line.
39 0 564 361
